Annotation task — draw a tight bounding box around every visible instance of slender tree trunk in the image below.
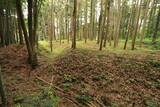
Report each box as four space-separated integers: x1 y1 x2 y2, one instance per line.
124 16 132 50
66 0 69 43
97 11 102 44
0 67 7 107
90 0 96 40
85 0 88 43
139 0 150 47
16 0 37 68
103 1 110 47
17 16 23 44
147 0 157 37
28 0 33 48
97 0 103 44
152 6 160 43
131 0 142 50
71 0 77 49
99 0 107 51
0 9 4 47
5 2 10 46
50 0 53 52
33 0 39 49
114 0 122 48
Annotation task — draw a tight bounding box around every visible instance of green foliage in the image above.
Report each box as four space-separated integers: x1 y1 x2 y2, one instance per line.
14 89 60 107
145 101 159 107
13 94 24 104
63 83 72 91
64 74 76 83
92 75 104 81
157 80 160 89
152 41 160 49
149 60 160 68
76 95 92 104
14 103 21 107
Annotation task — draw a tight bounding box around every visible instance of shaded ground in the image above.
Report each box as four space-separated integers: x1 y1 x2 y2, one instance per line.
0 42 160 107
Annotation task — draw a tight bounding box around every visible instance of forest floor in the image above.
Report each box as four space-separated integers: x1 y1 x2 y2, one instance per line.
0 40 160 107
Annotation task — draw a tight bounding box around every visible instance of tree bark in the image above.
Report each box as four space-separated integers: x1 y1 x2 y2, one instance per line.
99 0 107 51
0 9 4 47
28 0 33 48
131 0 142 50
17 17 23 44
139 0 150 47
50 0 53 52
16 0 37 68
103 1 110 47
124 16 132 50
71 0 77 49
114 0 122 48
152 6 160 43
85 0 88 43
0 67 7 107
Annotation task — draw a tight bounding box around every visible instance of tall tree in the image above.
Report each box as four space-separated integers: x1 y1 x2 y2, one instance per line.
152 6 160 43
71 0 77 49
99 0 107 51
131 0 142 50
139 0 150 47
90 0 96 40
17 16 24 44
103 0 111 47
114 0 122 48
0 9 4 47
84 0 88 43
16 0 38 68
97 0 103 44
50 0 53 52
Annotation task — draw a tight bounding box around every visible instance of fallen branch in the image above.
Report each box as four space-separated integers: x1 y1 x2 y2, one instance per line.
35 76 83 107
36 76 63 92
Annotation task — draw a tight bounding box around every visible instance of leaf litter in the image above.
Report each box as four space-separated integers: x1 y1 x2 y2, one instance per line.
0 45 160 107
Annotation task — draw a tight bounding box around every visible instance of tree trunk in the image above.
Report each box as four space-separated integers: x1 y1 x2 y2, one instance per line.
124 16 132 50
0 9 4 47
33 0 39 49
152 6 160 43
131 0 142 50
103 1 110 47
90 0 96 40
114 0 122 48
17 16 23 44
28 0 33 48
50 0 53 52
97 0 103 44
85 0 88 43
16 0 37 68
99 0 107 51
139 0 150 47
0 67 7 107
71 0 77 49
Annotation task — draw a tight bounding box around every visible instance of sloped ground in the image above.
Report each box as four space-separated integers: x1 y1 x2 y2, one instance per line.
0 44 160 107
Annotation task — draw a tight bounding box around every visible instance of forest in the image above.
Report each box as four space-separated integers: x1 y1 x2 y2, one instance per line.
0 0 160 106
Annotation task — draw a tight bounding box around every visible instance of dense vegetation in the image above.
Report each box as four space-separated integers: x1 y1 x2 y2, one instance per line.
0 0 160 106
